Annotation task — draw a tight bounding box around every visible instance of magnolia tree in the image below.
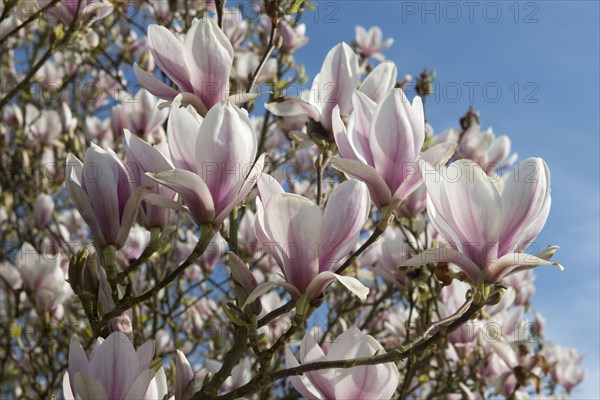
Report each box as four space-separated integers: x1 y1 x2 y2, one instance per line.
0 1 587 399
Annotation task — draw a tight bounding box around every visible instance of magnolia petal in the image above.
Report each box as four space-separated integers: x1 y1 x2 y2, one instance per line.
402 247 481 283
227 92 266 104
348 91 377 165
115 186 151 249
369 89 419 194
144 192 187 212
147 25 192 92
147 169 215 224
393 142 458 201
133 64 179 100
256 172 285 204
330 157 392 207
500 158 551 254
62 373 75 400
332 105 361 162
284 348 322 400
195 101 257 216
319 180 370 271
265 97 322 122
67 339 90 391
359 60 397 103
124 130 173 174
183 18 233 108
175 350 194 400
73 373 108 400
264 193 323 292
167 104 203 173
486 252 563 283
305 271 369 301
213 153 266 227
243 281 301 308
124 369 156 400
65 154 107 246
317 42 360 125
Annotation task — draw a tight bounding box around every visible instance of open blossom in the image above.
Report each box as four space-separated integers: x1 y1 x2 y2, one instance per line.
14 242 67 312
265 42 361 134
266 44 398 136
438 125 517 175
249 176 370 301
63 332 168 400
135 17 234 114
543 346 587 393
42 0 113 27
124 89 169 139
147 100 265 228
331 89 456 209
65 144 148 249
33 193 54 229
278 20 309 53
286 327 399 399
355 25 394 60
405 158 562 283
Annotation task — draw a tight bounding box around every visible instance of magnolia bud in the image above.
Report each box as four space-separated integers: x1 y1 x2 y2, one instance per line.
33 193 54 229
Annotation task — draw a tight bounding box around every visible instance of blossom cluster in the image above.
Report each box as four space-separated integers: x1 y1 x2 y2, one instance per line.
0 1 585 399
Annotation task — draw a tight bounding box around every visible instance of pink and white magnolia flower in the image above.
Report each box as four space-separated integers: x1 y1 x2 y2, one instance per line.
62 332 168 400
42 0 113 27
124 89 169 139
405 158 562 283
543 346 587 393
33 193 54 229
331 89 456 209
354 25 394 60
278 20 309 54
65 144 148 249
247 176 370 301
147 100 265 228
285 327 399 399
15 242 67 312
134 17 234 114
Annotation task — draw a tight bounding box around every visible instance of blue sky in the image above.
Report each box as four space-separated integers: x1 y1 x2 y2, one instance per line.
292 1 599 397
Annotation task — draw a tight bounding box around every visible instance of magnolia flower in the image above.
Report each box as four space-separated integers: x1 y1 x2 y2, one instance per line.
484 341 540 397
124 89 168 138
85 116 113 147
175 350 195 400
286 327 399 399
135 17 234 114
63 332 168 400
33 193 54 229
247 176 370 301
65 144 148 249
405 158 562 283
266 44 399 137
43 0 113 27
278 20 309 54
15 242 67 312
331 89 456 209
26 104 62 146
543 346 587 393
354 26 394 60
147 100 265 228
438 125 517 175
